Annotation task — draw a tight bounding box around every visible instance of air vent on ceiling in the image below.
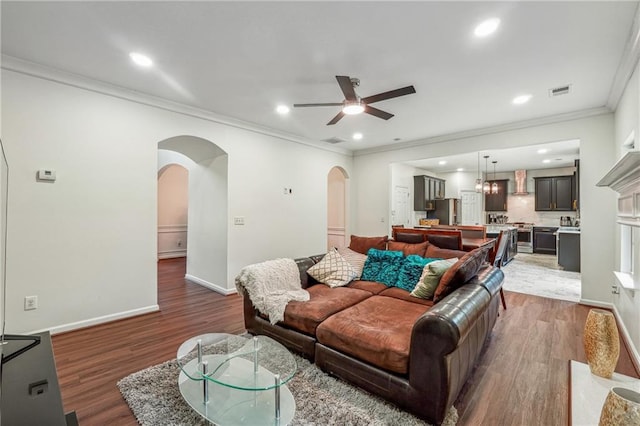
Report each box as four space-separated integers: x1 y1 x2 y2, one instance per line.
322 137 346 144
549 84 571 97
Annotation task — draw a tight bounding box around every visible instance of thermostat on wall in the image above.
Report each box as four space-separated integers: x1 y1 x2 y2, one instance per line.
37 169 56 182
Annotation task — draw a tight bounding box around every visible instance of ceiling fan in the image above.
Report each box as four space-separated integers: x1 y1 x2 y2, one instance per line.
293 75 416 125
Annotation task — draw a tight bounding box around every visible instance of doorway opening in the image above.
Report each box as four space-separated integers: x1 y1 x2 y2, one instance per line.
157 136 230 295
158 164 189 259
327 166 349 250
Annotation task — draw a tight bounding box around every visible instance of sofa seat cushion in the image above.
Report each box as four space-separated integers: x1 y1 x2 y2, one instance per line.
316 296 430 374
378 287 435 307
281 284 372 336
346 280 388 294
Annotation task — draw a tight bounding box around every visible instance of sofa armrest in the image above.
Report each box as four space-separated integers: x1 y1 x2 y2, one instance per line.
468 264 504 298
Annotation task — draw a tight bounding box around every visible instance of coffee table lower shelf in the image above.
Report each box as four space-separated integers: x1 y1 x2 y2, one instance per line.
178 366 295 425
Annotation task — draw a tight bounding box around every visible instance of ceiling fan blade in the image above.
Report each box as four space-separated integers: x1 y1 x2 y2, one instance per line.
364 105 394 120
361 85 416 104
327 111 345 125
293 103 343 107
336 75 357 101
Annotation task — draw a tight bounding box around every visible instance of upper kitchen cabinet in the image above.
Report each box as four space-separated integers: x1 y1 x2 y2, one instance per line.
534 176 575 211
485 180 509 211
414 175 445 210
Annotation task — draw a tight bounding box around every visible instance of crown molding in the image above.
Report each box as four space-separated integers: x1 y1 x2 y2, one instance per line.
353 106 611 157
1 55 352 157
607 2 640 111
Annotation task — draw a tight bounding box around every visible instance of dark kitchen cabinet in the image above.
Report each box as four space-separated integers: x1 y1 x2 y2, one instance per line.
534 176 574 211
533 226 558 255
414 175 446 210
484 180 509 211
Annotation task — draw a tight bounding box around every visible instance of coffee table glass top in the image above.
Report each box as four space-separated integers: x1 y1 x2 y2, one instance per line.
176 333 297 391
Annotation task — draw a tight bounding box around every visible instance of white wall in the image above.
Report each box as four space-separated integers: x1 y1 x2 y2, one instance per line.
613 62 640 358
353 114 617 305
1 69 353 334
157 163 188 258
439 171 477 198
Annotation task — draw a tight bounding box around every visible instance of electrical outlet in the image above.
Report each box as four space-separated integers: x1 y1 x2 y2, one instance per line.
25 295 38 311
177 240 182 247
233 216 245 226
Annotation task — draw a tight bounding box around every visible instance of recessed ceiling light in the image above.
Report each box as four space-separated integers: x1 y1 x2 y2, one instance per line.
276 105 290 114
542 159 551 164
537 148 548 154
512 94 532 105
439 160 447 165
474 18 500 37
129 52 153 68
352 132 363 140
457 168 464 172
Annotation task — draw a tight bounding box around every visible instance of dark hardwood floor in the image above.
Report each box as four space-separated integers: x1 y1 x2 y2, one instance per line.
52 257 638 425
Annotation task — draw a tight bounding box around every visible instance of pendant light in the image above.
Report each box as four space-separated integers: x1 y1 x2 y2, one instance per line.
475 152 483 192
491 161 499 194
483 155 490 194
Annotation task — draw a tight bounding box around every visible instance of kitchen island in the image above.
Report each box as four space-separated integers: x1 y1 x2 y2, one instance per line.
557 227 580 272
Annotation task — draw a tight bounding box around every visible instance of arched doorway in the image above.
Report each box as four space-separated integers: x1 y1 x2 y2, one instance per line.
157 136 230 294
157 163 189 259
327 166 349 250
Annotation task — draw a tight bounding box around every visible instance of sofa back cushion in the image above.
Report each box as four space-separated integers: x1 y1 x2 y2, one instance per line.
425 245 467 259
433 247 489 302
387 240 429 257
360 248 403 287
349 235 388 255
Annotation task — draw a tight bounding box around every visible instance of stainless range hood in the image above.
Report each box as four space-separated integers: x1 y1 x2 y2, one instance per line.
512 169 529 195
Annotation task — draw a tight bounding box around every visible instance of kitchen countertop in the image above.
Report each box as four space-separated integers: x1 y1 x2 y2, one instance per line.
557 227 581 234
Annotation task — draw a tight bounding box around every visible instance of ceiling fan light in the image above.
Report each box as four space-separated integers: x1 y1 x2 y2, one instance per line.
343 102 365 115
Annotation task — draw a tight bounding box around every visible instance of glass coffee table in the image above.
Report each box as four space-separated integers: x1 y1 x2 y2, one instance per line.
177 333 296 425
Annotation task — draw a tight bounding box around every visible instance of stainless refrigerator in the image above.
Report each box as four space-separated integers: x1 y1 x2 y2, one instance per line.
427 198 460 225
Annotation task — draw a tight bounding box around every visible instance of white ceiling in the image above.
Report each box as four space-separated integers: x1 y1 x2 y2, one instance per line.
1 1 638 155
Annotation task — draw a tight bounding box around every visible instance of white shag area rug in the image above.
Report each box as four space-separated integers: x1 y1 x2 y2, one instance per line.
502 253 581 302
118 353 458 426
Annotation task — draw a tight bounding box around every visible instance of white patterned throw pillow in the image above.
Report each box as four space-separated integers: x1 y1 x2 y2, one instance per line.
337 246 367 279
307 248 358 287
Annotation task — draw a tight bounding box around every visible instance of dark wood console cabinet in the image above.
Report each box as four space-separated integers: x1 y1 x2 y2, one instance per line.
1 331 76 425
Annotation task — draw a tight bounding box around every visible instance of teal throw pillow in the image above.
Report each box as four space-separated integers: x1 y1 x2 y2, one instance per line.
394 256 441 292
361 248 404 286
411 258 459 300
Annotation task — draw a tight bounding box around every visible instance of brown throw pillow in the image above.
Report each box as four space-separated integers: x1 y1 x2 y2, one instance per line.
388 241 428 257
425 245 467 260
349 235 388 255
433 247 489 302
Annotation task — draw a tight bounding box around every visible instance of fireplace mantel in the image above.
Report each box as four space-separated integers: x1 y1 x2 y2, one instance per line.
597 151 640 227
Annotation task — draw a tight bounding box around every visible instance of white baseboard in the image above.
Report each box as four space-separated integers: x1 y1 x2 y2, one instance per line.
579 299 613 309
158 250 187 259
32 304 160 336
612 304 640 374
185 274 237 295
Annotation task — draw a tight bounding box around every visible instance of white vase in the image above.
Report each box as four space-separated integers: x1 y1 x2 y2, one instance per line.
599 387 640 426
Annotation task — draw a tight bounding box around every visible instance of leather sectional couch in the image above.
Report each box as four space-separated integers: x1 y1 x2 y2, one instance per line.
241 243 504 425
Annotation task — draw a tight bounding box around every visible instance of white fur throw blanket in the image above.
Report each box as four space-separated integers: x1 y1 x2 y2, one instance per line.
235 258 310 324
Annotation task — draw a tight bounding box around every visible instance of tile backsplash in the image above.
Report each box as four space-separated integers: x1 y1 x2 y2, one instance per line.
505 194 577 226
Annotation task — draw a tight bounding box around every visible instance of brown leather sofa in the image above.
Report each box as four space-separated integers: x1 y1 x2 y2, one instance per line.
241 249 504 425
